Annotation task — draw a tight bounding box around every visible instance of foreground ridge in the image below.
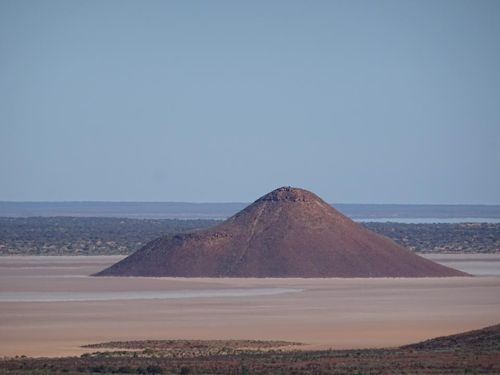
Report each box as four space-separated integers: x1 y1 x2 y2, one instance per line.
2 323 499 374
96 186 467 277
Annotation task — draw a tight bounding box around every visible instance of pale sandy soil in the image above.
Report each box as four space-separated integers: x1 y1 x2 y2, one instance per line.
423 253 500 276
1 255 499 357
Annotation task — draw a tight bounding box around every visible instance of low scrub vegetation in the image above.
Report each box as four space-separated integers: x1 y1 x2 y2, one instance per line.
0 217 498 255
2 325 500 374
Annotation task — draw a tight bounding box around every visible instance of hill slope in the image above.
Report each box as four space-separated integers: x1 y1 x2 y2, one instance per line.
405 323 500 351
96 187 467 277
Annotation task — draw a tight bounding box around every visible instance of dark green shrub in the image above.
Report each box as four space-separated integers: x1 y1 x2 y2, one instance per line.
117 366 135 373
146 365 164 374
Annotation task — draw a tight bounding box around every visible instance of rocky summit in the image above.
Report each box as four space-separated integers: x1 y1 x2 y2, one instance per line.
95 187 468 277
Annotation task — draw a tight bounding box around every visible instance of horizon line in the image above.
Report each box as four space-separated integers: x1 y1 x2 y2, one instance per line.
1 201 500 207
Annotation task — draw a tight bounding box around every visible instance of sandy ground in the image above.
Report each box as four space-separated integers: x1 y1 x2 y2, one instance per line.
1 255 499 357
423 253 500 276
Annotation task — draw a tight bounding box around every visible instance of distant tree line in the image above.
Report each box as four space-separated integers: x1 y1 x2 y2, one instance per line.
0 217 218 255
0 217 498 255
362 222 499 254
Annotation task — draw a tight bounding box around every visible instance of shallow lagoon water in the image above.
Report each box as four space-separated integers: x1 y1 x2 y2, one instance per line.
356 217 500 224
0 288 301 302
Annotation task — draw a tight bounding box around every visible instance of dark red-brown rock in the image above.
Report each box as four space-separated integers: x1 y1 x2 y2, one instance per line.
95 187 468 277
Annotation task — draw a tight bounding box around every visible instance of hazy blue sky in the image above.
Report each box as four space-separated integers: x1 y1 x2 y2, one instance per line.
1 1 499 203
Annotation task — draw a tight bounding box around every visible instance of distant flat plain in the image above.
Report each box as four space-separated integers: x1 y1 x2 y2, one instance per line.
1 255 499 357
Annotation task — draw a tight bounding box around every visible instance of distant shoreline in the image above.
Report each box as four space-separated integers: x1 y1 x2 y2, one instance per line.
1 201 500 220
